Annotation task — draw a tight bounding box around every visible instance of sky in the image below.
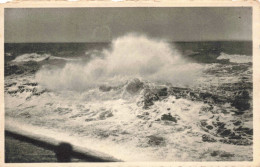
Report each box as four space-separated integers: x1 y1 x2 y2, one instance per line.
4 7 252 43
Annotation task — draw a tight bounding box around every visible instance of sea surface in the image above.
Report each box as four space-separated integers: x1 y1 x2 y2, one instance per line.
4 35 253 161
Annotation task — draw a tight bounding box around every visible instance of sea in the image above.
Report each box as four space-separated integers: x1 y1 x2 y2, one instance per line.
4 35 253 161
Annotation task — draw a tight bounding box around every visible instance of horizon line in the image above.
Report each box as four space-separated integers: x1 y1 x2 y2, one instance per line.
4 40 252 44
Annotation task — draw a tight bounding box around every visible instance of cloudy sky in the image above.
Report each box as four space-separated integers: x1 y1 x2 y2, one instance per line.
5 7 252 43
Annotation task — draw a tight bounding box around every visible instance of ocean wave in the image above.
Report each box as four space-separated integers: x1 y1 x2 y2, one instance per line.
36 34 203 91
217 52 252 63
11 53 82 64
12 53 51 63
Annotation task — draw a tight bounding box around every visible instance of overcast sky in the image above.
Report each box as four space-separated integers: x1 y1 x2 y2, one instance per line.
5 7 252 43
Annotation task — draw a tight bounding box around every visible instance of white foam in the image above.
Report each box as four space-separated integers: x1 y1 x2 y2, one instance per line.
217 52 251 63
5 91 252 161
50 56 80 61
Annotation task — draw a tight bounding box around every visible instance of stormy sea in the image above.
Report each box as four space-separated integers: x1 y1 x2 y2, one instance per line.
4 34 253 161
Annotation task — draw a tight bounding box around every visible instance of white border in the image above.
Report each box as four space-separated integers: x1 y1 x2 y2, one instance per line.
0 1 259 167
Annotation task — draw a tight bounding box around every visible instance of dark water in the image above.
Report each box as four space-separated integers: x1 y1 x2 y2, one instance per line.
4 41 252 63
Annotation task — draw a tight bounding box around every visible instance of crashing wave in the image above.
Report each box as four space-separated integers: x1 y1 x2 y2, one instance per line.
217 52 251 64
36 34 203 91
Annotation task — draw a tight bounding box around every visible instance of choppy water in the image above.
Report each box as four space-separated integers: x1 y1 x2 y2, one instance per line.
4 35 252 161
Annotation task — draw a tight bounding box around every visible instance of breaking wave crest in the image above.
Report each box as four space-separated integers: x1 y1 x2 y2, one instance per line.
217 52 252 64
12 53 80 63
36 34 202 91
12 53 51 63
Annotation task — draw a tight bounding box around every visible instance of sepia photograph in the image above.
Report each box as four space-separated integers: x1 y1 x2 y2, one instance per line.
2 5 257 164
